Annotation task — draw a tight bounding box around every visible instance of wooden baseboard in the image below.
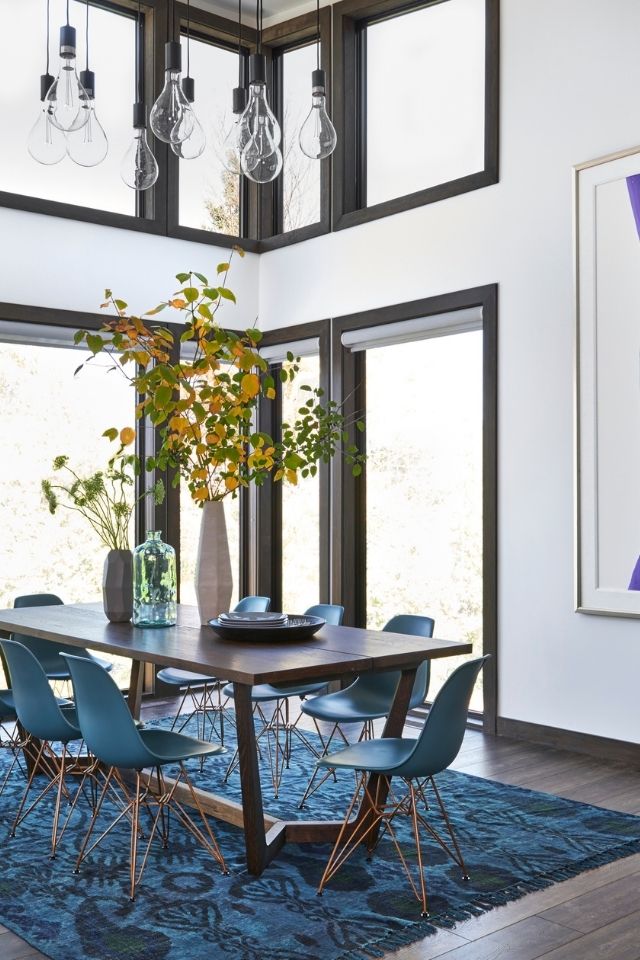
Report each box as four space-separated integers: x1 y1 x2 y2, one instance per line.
497 716 640 768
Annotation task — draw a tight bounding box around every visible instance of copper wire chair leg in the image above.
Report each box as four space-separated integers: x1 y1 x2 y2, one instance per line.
49 746 67 859
9 740 52 837
129 771 141 901
74 766 118 872
409 782 429 916
174 762 228 872
429 777 469 879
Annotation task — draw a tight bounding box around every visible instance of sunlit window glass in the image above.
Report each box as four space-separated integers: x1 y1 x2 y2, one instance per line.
281 44 321 233
365 0 485 207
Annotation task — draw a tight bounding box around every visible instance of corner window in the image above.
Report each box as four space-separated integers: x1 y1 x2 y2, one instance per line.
279 43 322 234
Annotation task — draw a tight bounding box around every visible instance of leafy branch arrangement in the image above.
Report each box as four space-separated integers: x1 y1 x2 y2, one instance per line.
73 248 365 505
42 432 165 551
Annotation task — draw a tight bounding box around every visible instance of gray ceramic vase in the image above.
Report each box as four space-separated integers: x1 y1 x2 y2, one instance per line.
103 549 134 623
194 500 233 625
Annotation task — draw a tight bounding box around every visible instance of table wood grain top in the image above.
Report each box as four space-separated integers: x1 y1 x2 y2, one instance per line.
0 602 472 685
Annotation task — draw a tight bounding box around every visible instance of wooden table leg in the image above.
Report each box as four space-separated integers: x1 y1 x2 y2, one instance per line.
233 682 273 876
127 659 144 719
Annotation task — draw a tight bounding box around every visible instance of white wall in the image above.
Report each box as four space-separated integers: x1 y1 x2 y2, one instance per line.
258 0 640 743
0 206 259 325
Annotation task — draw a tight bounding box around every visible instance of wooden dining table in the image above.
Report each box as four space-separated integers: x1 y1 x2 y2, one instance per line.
0 602 472 876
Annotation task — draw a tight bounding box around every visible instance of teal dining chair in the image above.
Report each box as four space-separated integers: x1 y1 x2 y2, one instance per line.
156 595 271 747
12 594 114 686
0 639 83 859
299 614 435 807
222 603 345 798
62 652 228 900
317 656 489 916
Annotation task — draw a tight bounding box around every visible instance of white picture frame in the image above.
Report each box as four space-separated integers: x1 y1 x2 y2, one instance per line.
576 144 640 616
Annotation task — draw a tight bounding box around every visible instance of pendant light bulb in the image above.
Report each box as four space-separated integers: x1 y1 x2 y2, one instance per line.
299 69 336 160
150 42 194 144
45 24 90 132
171 77 206 160
121 103 158 191
219 87 248 175
241 144 283 183
238 53 281 178
67 71 109 166
28 74 67 165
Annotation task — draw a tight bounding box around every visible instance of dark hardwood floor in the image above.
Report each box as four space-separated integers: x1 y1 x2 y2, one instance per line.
2 696 639 960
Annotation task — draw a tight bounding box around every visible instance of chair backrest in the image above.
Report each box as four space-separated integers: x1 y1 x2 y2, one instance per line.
234 596 271 613
384 615 435 708
305 604 344 625
0 639 79 743
61 653 155 770
12 593 91 675
346 614 435 709
397 656 489 779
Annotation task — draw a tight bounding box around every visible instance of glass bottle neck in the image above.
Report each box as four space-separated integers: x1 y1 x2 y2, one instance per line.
146 531 163 541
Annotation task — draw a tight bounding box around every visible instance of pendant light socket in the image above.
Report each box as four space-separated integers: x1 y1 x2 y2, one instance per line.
164 41 182 72
133 101 147 129
182 76 195 103
40 72 55 101
80 69 95 99
311 68 326 94
232 86 248 114
248 53 267 85
60 24 77 58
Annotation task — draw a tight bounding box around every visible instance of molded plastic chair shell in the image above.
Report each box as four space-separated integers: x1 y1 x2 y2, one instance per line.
318 656 488 779
157 596 272 687
62 653 224 771
302 614 435 722
223 604 345 701
12 594 113 679
0 640 80 744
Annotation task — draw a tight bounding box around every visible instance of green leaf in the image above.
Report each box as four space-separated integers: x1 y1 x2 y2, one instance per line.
218 287 236 303
175 272 191 283
183 287 199 303
284 452 305 470
73 330 85 345
193 272 208 284
356 420 365 432
352 464 362 477
203 287 219 300
155 385 172 407
246 328 263 343
286 351 294 362
114 299 128 311
102 428 119 441
86 334 103 355
198 303 213 321
217 262 230 274
279 368 288 383
145 303 167 315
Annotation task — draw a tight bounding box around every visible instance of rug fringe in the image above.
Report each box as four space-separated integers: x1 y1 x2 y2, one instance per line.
335 837 640 960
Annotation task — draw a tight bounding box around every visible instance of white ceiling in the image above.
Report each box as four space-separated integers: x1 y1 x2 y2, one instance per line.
192 0 329 28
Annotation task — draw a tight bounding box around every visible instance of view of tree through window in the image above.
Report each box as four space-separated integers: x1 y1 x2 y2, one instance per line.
0 338 135 688
1 0 136 215
365 0 486 207
365 330 483 711
281 44 321 233
179 35 241 235
281 354 321 611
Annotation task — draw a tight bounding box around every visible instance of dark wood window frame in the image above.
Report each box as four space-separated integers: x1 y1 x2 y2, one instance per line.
330 285 498 732
331 0 500 231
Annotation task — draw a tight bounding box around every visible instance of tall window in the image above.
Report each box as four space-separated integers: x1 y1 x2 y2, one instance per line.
179 35 243 236
1 0 137 215
0 333 135 687
281 353 321 611
280 43 321 233
363 0 486 207
365 329 483 711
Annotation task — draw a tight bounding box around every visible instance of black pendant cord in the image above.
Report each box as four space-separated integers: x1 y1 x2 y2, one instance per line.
186 0 191 78
46 0 50 74
256 0 260 54
316 0 320 70
66 0 70 26
135 0 142 104
238 0 242 85
85 2 89 71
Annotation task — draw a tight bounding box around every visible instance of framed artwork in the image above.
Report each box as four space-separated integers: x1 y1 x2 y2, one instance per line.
575 145 640 616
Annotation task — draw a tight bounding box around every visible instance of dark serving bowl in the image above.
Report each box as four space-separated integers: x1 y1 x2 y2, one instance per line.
208 614 326 642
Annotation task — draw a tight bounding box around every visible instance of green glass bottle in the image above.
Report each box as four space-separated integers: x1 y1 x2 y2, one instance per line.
132 531 177 627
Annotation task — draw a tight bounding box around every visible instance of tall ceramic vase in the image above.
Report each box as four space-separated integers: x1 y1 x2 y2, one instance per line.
195 500 233 625
102 549 133 623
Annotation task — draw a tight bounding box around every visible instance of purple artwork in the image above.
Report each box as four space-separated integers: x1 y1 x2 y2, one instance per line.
629 554 640 590
626 174 640 240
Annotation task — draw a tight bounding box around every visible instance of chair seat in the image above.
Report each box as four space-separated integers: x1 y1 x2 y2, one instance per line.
0 689 73 719
138 728 225 762
317 737 416 773
301 689 390 723
222 680 327 703
38 651 114 681
157 668 219 686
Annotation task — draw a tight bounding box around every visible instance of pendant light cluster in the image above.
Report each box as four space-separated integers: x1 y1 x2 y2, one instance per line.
28 0 108 167
27 0 337 191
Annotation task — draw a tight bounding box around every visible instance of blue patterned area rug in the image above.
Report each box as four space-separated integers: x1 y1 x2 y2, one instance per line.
0 715 638 960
